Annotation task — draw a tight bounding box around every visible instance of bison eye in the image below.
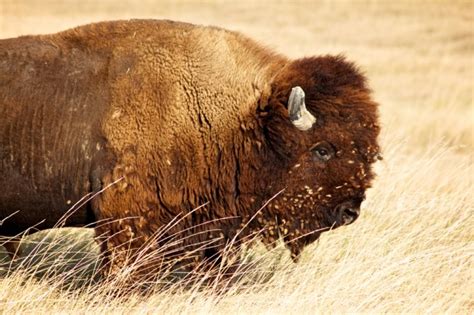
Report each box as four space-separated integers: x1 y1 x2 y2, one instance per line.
311 142 334 162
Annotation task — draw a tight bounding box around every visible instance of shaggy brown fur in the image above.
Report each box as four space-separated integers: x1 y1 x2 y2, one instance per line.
0 20 380 275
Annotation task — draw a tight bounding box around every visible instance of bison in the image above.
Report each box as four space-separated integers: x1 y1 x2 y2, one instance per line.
0 20 380 276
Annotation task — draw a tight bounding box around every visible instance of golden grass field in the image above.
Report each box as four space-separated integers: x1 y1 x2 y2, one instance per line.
0 0 473 313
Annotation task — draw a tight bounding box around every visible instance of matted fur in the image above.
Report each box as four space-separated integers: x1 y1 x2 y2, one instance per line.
0 20 380 275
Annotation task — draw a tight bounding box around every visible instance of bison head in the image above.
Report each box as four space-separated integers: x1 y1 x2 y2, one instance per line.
257 55 380 261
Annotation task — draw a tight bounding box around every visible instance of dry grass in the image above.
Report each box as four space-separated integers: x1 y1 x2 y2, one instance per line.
0 0 473 313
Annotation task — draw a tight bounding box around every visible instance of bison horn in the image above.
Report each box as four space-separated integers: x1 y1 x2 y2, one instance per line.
288 86 316 131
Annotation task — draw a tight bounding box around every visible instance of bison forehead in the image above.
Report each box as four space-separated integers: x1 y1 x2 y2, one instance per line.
312 113 380 165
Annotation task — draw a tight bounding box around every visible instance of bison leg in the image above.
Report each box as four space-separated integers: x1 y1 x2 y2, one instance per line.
94 220 143 278
2 239 20 260
91 169 170 281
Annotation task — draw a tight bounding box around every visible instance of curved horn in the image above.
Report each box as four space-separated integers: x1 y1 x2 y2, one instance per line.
288 86 316 131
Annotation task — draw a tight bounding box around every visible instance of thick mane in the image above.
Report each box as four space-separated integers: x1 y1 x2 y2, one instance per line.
300 55 368 95
269 55 369 103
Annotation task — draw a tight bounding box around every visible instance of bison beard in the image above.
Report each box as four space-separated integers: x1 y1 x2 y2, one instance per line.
0 19 380 280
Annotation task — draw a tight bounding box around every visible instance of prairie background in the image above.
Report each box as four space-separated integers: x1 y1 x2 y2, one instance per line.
0 0 472 313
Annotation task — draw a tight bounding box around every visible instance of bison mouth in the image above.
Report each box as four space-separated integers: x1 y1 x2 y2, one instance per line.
284 200 362 262
284 229 324 263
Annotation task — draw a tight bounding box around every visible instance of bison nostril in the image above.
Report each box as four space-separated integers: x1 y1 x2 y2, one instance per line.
334 201 360 225
343 207 359 219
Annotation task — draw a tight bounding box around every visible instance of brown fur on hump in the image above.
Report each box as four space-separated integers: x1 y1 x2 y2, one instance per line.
84 20 289 272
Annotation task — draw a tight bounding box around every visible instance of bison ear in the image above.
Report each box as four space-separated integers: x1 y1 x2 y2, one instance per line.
288 86 316 131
